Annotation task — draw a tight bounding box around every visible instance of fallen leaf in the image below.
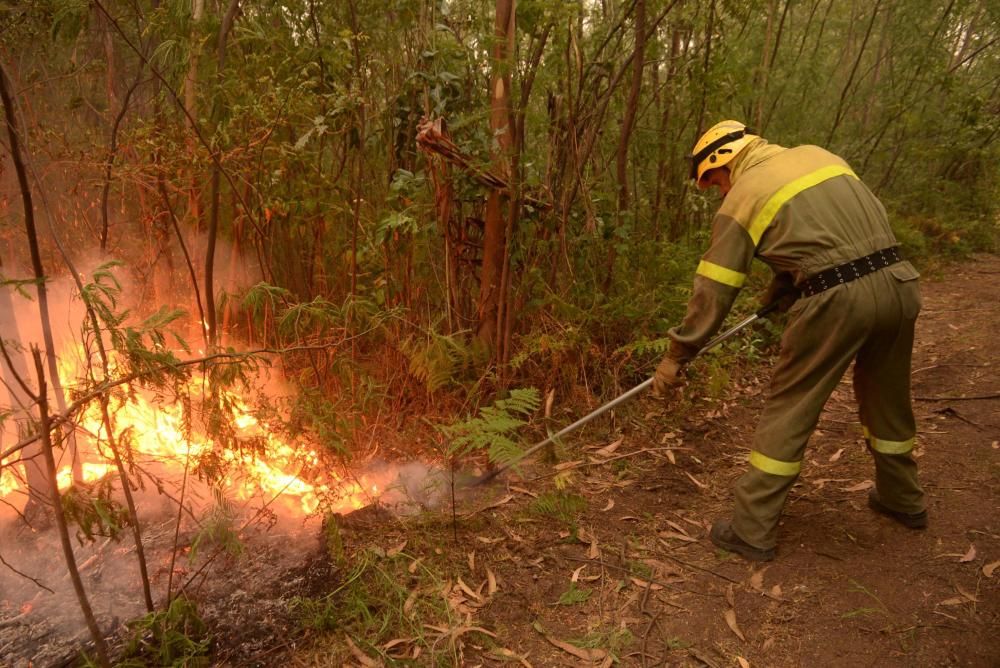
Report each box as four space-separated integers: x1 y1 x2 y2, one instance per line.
382 637 414 652
984 561 1000 578
840 480 874 493
956 584 979 602
666 450 676 465
769 584 782 599
455 625 496 639
468 551 476 572
467 494 514 515
408 558 423 574
738 657 751 668
490 647 534 668
749 568 768 592
571 565 586 582
725 583 735 608
939 597 967 606
554 460 584 470
684 471 708 489
959 544 977 563
588 534 601 559
510 485 538 498
724 608 746 641
403 589 418 615
456 578 483 601
619 515 642 521
659 530 698 543
601 498 615 512
544 388 556 417
345 637 381 667
540 632 608 662
630 577 663 591
664 519 689 535
487 568 498 595
475 536 504 544
762 637 775 652
386 540 407 557
828 448 844 463
595 437 623 457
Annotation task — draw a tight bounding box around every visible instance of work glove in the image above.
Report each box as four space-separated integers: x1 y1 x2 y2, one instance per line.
761 273 801 317
652 356 684 397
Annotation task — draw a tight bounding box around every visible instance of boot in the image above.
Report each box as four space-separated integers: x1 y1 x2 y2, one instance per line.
868 489 927 529
709 520 775 562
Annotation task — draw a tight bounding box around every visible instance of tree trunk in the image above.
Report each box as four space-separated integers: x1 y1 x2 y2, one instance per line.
477 0 515 348
204 0 241 348
32 350 111 667
0 62 78 495
604 0 646 294
0 268 47 514
184 0 206 231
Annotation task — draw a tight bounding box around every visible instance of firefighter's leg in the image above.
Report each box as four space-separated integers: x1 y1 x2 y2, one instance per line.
731 295 869 548
854 271 924 515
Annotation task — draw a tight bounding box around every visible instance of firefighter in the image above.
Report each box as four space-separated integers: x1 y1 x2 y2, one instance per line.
653 120 926 561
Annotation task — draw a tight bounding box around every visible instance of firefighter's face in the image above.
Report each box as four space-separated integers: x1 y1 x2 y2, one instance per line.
699 168 732 197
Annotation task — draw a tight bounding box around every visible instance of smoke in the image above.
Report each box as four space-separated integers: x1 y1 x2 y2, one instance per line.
0 239 458 661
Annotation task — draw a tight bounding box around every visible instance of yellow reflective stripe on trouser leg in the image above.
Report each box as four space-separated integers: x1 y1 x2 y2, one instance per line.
863 426 915 455
749 451 802 476
747 165 858 245
696 260 747 288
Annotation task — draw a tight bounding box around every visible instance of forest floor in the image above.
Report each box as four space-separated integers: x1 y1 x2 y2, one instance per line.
275 253 999 668
1 255 998 667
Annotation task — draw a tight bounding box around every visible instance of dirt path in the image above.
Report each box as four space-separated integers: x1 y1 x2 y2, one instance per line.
412 254 1000 667
463 254 1000 667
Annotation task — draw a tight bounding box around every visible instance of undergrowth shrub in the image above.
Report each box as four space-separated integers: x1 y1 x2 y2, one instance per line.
441 387 541 466
114 596 211 667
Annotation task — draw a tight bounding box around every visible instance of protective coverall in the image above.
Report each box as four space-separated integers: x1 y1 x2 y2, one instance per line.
668 138 925 550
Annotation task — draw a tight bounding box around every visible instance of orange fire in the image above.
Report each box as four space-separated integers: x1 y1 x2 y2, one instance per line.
0 348 379 516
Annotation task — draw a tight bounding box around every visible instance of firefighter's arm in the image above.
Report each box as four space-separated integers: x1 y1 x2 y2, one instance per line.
664 214 754 364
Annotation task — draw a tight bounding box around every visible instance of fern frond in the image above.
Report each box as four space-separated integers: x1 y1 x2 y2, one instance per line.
402 331 473 394
442 387 540 463
614 336 671 357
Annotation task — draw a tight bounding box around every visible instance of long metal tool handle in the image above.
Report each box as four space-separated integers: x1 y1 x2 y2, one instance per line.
468 301 779 487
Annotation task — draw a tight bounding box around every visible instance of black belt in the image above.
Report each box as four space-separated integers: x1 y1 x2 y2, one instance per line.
799 246 903 297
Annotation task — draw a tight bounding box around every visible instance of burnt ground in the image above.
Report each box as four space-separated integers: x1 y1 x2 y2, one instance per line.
1 254 997 667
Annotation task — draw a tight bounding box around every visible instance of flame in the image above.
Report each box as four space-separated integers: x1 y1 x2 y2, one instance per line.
0 347 379 516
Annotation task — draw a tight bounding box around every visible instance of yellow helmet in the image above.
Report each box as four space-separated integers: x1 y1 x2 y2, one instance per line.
689 120 759 183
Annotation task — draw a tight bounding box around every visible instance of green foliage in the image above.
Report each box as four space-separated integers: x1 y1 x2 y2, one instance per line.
402 329 475 394
117 596 212 668
77 263 190 383
60 480 130 544
290 547 469 664
188 488 243 562
555 581 592 606
529 491 587 528
841 579 890 619
442 388 541 465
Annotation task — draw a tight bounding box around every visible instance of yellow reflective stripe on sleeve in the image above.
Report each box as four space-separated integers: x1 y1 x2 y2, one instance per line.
747 165 858 245
748 450 801 476
862 426 915 454
696 260 747 288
